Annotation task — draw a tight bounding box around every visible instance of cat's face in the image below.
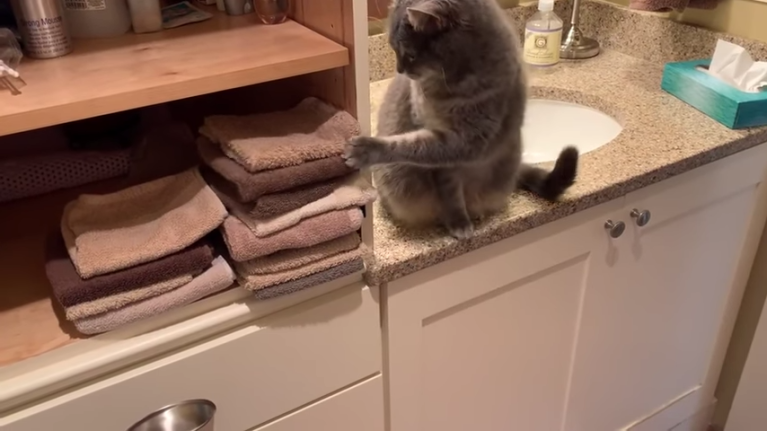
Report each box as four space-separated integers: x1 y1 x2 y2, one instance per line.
388 0 469 79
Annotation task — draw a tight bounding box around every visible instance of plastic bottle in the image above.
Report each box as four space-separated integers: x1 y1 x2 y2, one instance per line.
63 0 132 38
127 0 162 33
522 0 563 68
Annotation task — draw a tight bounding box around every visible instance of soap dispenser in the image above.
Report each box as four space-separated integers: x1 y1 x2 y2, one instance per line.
523 0 563 68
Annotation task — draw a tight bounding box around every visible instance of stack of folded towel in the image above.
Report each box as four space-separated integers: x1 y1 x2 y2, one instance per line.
197 97 376 300
46 168 232 335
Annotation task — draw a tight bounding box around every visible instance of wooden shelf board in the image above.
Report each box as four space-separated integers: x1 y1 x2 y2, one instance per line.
0 14 349 136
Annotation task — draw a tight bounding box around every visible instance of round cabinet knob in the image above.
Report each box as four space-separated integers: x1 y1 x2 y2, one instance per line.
604 220 626 238
630 208 651 227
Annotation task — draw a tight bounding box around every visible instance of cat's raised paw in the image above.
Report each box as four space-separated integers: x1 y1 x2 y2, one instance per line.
344 136 386 169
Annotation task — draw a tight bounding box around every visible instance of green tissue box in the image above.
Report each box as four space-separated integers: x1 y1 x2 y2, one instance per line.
661 59 767 129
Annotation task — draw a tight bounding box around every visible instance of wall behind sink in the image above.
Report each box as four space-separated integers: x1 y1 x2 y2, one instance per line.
368 0 767 44
605 0 767 44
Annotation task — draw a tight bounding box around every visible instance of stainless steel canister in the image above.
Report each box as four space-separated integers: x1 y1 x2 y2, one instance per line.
10 0 72 59
127 399 217 431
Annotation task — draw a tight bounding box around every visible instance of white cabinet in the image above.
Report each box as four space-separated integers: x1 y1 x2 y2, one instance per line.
385 199 624 431
249 375 384 431
2 286 382 431
385 145 767 431
566 149 766 431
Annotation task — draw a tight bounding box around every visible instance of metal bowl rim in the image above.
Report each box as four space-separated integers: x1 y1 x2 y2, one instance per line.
127 399 217 431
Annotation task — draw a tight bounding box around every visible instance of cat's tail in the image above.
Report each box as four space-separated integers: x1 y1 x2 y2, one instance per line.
517 146 579 201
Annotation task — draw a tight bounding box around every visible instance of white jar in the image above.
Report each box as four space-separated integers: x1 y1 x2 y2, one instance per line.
127 0 163 33
63 0 132 38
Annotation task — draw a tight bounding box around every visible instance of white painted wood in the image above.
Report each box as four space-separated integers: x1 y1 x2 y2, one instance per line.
249 375 384 431
384 144 767 431
385 198 625 431
1 285 380 431
726 270 767 430
0 274 363 414
565 149 763 431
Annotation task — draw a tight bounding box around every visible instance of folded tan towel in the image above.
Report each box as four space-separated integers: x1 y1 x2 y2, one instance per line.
200 97 360 173
239 246 362 291
240 233 360 275
216 175 376 237
62 168 227 279
73 257 235 335
198 137 353 202
65 274 194 320
221 208 364 262
253 258 364 300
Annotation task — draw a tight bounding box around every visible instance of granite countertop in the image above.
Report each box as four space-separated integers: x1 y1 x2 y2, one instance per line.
364 48 767 286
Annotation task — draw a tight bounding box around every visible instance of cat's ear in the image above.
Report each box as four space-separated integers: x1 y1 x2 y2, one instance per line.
406 2 448 33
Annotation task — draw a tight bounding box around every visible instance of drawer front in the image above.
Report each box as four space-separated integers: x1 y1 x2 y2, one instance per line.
2 286 381 431
250 375 384 431
625 144 767 227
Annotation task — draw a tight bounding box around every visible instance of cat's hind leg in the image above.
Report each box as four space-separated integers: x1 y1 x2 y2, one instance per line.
433 170 474 239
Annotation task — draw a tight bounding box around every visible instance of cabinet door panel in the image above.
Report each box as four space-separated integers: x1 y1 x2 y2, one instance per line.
387 201 622 431
566 182 758 431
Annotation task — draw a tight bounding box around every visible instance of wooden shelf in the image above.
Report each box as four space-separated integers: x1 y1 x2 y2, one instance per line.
0 13 349 136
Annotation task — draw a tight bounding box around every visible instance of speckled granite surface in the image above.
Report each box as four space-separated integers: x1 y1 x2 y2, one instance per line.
364 2 767 286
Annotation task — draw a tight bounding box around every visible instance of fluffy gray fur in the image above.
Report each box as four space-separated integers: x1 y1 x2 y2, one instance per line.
344 0 578 239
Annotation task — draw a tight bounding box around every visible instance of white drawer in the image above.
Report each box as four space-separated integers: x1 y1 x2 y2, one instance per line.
1 285 381 431
249 375 384 431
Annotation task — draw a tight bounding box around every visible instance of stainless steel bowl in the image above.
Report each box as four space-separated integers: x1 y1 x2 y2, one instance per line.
127 399 216 431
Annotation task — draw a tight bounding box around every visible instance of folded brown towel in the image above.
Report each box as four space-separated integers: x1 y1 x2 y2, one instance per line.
62 168 227 279
240 233 360 275
45 233 214 307
221 207 364 262
65 274 193 320
216 175 376 237
248 178 345 219
73 257 235 335
253 258 364 300
197 137 353 202
237 237 362 291
629 0 718 11
200 97 360 173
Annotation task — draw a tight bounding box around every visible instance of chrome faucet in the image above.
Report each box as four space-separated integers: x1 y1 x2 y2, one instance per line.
560 0 600 59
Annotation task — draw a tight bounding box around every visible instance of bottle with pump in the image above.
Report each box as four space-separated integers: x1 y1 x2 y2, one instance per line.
523 0 563 68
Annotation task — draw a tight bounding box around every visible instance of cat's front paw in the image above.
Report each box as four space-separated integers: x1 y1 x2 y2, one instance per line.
344 136 387 169
444 218 475 240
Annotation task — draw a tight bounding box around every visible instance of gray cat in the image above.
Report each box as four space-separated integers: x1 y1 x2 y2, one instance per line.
344 0 578 239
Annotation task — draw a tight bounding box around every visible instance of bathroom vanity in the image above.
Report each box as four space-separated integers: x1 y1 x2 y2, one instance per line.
2 1 767 431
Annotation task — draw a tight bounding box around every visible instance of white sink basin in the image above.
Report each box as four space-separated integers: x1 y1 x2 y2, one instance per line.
522 99 622 164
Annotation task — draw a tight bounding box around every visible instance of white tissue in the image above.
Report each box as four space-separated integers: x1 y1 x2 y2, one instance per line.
708 39 767 93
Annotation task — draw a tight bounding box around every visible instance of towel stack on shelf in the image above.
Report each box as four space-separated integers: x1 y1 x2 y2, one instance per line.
197 97 376 300
46 168 232 335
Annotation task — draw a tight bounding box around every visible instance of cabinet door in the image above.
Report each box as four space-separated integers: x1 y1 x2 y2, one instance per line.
249 376 384 431
565 151 766 431
385 200 624 431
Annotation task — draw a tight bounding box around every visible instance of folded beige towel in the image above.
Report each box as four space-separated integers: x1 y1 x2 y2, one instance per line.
238 245 363 291
240 233 360 275
65 274 194 320
197 138 354 203
221 208 364 262
200 97 360 173
62 168 227 279
253 258 364 300
215 175 376 237
73 257 235 335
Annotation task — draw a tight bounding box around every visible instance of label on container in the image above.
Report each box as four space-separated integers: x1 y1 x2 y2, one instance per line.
17 15 72 59
64 0 106 11
523 27 562 67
